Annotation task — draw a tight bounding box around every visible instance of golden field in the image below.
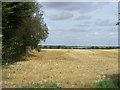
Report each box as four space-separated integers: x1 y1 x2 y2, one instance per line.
2 49 118 88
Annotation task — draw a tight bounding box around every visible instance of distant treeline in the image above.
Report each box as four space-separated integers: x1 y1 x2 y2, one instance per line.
90 46 120 49
37 45 71 49
37 45 120 49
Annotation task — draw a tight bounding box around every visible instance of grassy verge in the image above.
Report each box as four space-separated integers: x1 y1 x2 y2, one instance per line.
95 79 120 88
22 81 63 88
79 79 120 88
2 65 13 69
2 63 14 69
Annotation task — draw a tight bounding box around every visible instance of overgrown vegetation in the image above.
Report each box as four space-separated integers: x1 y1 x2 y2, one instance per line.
22 79 120 88
79 79 120 88
2 62 15 69
2 2 48 64
22 81 63 88
95 79 120 88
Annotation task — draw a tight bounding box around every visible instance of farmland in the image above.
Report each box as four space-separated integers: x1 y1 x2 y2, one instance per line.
2 49 118 88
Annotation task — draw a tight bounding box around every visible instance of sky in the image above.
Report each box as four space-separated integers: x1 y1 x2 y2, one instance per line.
39 2 118 46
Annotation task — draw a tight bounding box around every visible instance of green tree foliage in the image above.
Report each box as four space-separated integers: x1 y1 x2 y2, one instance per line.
42 46 48 49
36 45 42 52
2 2 48 63
61 46 68 49
56 46 61 49
49 46 53 49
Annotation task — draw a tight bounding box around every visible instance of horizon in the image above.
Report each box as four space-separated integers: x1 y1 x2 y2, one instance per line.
40 44 119 47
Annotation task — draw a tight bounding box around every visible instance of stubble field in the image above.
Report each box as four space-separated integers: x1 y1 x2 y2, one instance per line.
2 49 118 88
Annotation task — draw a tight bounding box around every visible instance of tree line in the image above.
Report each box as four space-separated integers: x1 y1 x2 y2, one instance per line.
37 45 71 49
38 45 120 49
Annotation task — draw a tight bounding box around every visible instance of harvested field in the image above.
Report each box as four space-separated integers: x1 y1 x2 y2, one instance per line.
2 49 118 88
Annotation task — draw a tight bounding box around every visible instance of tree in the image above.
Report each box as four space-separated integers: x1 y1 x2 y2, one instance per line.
43 46 48 49
61 46 68 49
36 45 42 52
2 2 48 63
56 46 61 49
49 46 53 49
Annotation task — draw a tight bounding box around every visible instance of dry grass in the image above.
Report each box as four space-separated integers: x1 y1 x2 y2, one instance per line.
2 49 118 88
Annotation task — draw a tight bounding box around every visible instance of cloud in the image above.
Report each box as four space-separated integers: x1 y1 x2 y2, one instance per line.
48 26 90 32
48 27 64 31
41 2 118 46
68 28 90 32
85 31 100 38
75 21 92 27
95 19 117 26
76 24 90 27
42 2 108 13
94 32 99 35
75 15 92 20
109 32 118 38
46 11 73 20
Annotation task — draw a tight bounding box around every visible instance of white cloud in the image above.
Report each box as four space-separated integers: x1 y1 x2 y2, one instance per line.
42 2 108 13
95 19 117 26
75 15 92 20
46 11 73 20
41 2 118 46
68 28 91 32
109 32 118 38
94 32 99 35
76 24 90 27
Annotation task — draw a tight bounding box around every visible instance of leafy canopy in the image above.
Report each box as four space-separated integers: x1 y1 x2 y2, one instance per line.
2 2 48 63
